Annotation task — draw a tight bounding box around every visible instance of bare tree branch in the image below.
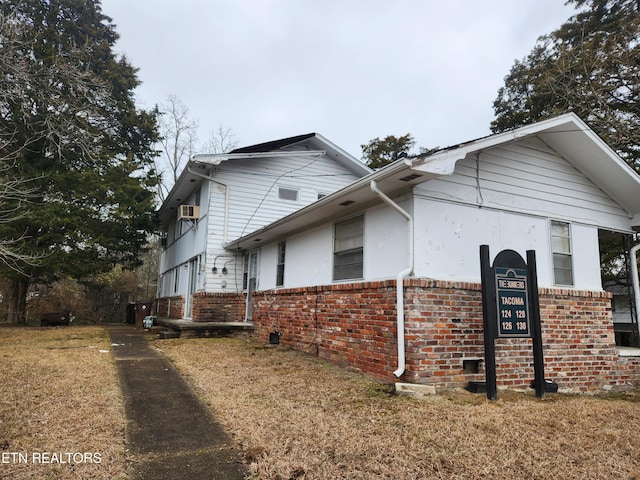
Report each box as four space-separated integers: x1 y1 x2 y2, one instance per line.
154 95 198 202
205 123 239 154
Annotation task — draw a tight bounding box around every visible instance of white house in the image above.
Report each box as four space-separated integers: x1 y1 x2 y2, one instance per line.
155 133 371 321
221 113 640 392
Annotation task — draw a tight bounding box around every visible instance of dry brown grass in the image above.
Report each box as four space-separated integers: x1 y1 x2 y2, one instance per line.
157 337 640 480
0 326 127 480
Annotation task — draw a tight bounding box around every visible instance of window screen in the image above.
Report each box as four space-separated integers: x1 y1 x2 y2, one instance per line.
551 221 573 285
334 215 364 280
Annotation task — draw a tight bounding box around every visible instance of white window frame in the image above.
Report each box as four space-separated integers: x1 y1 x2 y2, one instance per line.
333 215 364 281
551 220 574 286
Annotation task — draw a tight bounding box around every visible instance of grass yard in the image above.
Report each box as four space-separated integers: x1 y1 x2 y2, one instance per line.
2 327 640 480
157 337 640 480
0 326 127 480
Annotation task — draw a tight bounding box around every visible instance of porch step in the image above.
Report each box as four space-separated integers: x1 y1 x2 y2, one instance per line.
158 330 181 339
154 317 255 339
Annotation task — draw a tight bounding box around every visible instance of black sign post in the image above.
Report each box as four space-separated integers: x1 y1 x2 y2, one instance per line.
480 245 545 400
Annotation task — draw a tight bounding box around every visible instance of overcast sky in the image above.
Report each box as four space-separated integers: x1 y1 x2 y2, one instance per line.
105 1 577 160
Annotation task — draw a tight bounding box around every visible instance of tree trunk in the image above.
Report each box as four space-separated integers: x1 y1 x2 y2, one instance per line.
6 277 29 324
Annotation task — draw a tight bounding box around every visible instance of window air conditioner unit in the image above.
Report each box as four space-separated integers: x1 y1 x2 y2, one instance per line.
177 205 200 221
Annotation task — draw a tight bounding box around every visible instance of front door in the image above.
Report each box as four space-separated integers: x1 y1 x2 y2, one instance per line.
245 251 258 322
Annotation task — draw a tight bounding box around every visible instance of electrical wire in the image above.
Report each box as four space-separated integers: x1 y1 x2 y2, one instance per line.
237 153 321 239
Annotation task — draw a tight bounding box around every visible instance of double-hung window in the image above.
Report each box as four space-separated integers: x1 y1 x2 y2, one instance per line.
551 220 573 286
333 215 364 281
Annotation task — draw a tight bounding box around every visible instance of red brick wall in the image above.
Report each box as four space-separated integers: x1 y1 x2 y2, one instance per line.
250 279 640 392
155 296 184 319
403 280 485 388
538 287 625 391
155 293 246 322
192 292 246 322
253 281 399 375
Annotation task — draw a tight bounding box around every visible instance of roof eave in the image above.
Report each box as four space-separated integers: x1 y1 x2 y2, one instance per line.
224 113 640 249
224 158 417 250
158 150 330 225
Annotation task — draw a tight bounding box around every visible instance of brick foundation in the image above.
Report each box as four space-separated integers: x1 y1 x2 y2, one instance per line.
250 278 640 392
155 293 246 322
253 281 400 376
192 292 246 322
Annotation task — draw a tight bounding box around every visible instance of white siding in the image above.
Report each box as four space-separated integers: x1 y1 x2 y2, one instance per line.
253 196 605 292
413 198 603 290
162 135 626 297
219 154 361 241
364 202 410 280
415 137 632 232
203 181 238 293
277 225 333 289
158 181 209 299
159 151 364 296
405 137 632 290
256 202 411 290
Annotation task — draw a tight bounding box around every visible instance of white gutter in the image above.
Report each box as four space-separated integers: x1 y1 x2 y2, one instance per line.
631 243 640 328
187 167 229 243
370 180 414 378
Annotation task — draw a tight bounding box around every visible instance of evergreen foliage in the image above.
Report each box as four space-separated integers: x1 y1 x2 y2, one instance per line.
361 134 415 169
491 0 640 172
0 0 159 322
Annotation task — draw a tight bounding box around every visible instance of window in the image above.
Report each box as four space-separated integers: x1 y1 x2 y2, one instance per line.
278 187 299 201
276 241 286 286
242 255 249 290
334 215 364 280
551 221 573 285
173 268 180 293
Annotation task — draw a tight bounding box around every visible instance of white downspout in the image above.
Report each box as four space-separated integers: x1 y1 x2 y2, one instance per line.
370 180 414 377
630 243 640 329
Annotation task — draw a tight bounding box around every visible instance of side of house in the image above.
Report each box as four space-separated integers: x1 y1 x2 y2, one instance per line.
224 114 640 392
155 134 371 321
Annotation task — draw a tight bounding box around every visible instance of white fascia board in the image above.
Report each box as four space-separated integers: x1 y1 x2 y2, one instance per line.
191 150 327 163
159 150 328 220
411 112 640 215
312 133 372 176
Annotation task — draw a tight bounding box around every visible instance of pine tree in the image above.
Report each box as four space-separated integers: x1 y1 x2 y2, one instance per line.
491 0 640 171
0 0 159 322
